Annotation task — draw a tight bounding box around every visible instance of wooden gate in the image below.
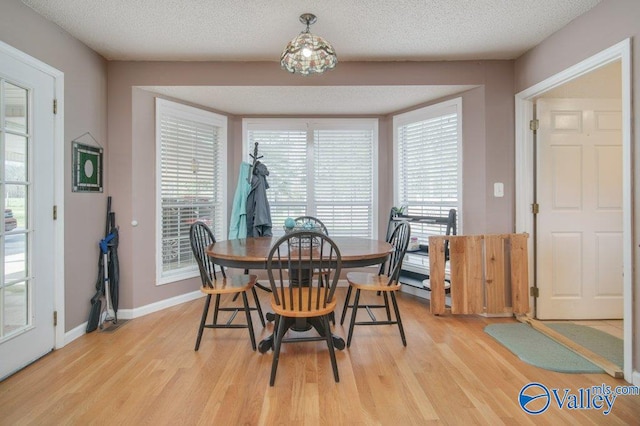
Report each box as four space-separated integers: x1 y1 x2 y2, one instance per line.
428 234 529 315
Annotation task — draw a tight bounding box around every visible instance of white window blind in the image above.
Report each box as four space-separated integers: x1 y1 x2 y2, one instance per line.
394 99 461 243
314 129 374 237
156 99 227 284
245 119 377 238
247 128 308 228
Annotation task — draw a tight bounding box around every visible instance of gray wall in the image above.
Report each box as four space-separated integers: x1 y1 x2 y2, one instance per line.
0 0 516 330
0 0 108 330
110 60 514 309
5 0 634 380
514 0 639 374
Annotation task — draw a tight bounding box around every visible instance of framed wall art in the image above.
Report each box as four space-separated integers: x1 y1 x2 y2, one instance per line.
72 141 103 192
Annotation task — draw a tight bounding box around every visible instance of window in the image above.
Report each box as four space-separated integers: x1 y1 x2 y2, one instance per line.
156 99 227 284
393 98 462 243
243 119 378 238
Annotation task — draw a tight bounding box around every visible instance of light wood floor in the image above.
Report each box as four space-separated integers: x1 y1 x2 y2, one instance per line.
1 288 638 425
571 320 624 340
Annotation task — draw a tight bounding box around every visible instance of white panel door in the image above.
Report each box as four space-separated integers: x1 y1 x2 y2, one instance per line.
0 48 56 379
537 98 623 319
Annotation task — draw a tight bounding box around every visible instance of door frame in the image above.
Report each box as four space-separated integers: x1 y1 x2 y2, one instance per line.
515 39 632 382
0 41 65 350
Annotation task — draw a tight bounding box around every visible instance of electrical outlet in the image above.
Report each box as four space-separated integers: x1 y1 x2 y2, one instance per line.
494 182 504 197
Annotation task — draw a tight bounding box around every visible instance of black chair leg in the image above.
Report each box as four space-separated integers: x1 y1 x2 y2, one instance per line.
321 277 335 327
391 292 407 346
323 314 339 382
195 294 211 351
251 287 266 327
383 292 392 321
340 285 353 325
270 314 286 386
347 289 361 348
242 291 257 351
213 294 221 324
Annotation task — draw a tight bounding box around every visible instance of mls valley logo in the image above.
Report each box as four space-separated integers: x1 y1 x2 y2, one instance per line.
518 382 639 415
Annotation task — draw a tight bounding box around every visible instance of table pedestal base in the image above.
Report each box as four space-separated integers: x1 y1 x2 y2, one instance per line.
258 316 345 353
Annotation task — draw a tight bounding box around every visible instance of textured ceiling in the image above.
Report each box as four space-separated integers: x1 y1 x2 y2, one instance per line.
20 0 600 62
20 0 601 114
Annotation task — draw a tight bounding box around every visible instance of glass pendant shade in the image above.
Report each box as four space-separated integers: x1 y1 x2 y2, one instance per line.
280 14 337 76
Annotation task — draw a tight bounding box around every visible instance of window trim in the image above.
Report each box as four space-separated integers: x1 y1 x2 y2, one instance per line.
155 98 228 285
392 97 463 233
242 118 379 238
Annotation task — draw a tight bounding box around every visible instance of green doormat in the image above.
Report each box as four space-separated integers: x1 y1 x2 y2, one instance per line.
544 323 623 368
484 323 604 374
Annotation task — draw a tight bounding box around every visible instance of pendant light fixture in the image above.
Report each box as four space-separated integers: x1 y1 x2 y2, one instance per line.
280 13 338 76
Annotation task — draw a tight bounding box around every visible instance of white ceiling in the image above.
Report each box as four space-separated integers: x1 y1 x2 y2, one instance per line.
20 0 601 115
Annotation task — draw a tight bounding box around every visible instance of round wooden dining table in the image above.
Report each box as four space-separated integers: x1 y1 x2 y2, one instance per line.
206 235 393 352
207 236 392 270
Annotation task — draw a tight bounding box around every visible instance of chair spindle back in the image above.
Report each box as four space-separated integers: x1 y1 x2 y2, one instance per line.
267 231 342 313
190 221 226 288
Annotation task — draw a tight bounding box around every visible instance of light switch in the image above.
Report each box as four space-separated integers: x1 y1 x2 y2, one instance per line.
494 182 504 197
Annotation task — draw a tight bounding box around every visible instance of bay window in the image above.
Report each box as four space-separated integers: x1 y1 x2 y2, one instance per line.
243 119 378 238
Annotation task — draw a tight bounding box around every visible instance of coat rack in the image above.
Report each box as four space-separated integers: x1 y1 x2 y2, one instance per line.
248 142 263 182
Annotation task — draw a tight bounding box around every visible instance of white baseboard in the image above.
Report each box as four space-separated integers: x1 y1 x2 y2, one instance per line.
64 322 89 345
633 370 640 386
117 290 204 320
62 290 204 347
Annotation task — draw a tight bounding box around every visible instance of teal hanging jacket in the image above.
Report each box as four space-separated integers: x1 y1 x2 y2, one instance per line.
228 162 251 239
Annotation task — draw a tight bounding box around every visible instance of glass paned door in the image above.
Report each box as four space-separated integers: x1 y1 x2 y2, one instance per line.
1 82 30 341
0 45 57 380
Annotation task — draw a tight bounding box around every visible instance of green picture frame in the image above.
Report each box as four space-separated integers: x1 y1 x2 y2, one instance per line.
72 142 103 192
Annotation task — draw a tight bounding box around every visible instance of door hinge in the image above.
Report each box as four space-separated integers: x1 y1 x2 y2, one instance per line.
53 311 58 326
529 119 539 133
53 99 57 115
530 287 539 298
531 203 539 215
53 205 57 220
